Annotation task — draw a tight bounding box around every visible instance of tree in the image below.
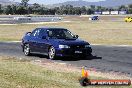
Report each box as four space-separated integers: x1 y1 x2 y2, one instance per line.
66 5 74 15
0 4 3 14
16 6 27 15
89 5 96 14
12 5 17 14
96 6 102 11
81 6 86 14
118 5 127 11
90 5 95 11
27 6 32 14
0 2 131 15
32 3 41 14
108 7 114 11
128 4 132 14
87 8 94 15
20 0 29 14
47 9 56 15
74 7 81 15
54 7 60 15
5 5 13 15
128 4 132 8
21 0 29 7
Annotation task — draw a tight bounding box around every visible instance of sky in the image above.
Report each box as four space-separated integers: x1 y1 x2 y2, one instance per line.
12 0 105 5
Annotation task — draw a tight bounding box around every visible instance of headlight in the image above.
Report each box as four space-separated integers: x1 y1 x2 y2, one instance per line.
85 45 90 48
59 45 70 49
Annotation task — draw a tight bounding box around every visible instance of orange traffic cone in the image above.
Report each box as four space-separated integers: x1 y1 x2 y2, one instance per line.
79 66 91 86
82 66 89 78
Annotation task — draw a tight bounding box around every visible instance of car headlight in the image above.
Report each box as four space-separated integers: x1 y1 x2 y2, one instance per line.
85 45 90 48
59 45 70 49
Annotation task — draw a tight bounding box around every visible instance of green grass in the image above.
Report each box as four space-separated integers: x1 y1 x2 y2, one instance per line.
0 56 131 88
0 57 80 88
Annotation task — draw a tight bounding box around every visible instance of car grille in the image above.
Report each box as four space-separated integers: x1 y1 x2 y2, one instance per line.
70 45 85 49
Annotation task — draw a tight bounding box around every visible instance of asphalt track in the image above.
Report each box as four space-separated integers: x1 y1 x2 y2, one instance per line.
0 42 132 76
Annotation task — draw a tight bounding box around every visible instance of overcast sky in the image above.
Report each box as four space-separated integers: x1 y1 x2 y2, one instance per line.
13 0 105 5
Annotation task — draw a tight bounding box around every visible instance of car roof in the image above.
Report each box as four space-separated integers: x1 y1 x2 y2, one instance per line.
37 27 67 30
92 16 98 17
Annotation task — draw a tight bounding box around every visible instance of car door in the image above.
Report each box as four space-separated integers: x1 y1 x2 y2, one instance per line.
29 29 40 52
37 29 50 54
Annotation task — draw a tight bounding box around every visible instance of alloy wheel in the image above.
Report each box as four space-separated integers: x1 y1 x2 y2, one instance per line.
24 44 30 56
48 46 55 60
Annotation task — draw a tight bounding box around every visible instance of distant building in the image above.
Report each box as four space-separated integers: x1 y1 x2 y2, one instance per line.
119 11 127 15
94 11 102 15
94 10 127 15
102 11 110 15
110 11 119 15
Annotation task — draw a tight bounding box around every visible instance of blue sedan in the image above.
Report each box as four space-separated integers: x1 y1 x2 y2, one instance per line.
89 16 99 21
21 27 92 60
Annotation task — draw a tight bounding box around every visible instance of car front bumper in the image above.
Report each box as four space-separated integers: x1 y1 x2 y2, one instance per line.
55 48 92 57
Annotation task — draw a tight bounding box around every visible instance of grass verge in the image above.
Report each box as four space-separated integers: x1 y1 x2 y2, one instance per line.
0 56 131 88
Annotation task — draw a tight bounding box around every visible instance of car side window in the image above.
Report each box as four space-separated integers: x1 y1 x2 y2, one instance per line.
31 29 40 38
38 29 47 38
31 29 37 36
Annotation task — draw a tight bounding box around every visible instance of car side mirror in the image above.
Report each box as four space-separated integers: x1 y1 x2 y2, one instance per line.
26 32 31 36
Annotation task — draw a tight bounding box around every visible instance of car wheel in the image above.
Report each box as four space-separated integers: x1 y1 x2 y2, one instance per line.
48 46 55 60
24 44 31 56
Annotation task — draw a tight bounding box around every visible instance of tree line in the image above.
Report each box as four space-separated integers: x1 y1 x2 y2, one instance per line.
0 0 132 15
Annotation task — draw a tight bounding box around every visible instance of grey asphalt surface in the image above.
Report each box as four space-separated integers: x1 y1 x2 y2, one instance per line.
0 42 132 76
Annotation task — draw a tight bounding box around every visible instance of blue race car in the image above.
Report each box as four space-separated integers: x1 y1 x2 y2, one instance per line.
89 16 99 21
21 27 92 60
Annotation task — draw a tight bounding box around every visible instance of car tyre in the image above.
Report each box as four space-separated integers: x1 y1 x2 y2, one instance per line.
48 46 56 60
24 44 31 56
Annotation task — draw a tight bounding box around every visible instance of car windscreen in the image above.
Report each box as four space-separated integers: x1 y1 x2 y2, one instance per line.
47 29 76 39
